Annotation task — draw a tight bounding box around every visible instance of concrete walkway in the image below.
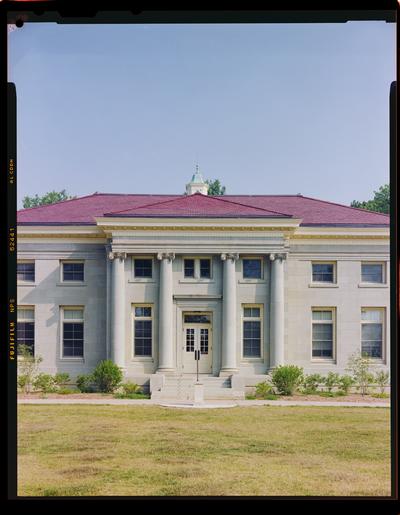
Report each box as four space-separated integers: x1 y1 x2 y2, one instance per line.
17 398 390 408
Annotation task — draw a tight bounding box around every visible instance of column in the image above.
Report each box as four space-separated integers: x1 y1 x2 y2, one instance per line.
109 251 126 369
269 253 286 369
220 253 239 374
157 252 175 372
105 245 112 359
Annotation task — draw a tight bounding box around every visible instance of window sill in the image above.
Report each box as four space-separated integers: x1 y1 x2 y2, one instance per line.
308 283 338 288
59 357 85 362
241 358 263 363
17 282 36 287
57 282 87 287
179 279 215 284
131 357 154 362
358 283 388 288
238 279 266 284
311 359 336 364
128 279 156 283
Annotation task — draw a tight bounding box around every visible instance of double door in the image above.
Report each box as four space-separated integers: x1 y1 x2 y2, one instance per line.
182 316 212 373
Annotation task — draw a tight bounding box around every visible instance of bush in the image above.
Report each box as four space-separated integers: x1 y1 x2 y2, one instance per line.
33 373 58 393
255 381 275 399
58 388 76 395
371 392 389 399
17 374 30 393
338 375 354 395
374 371 389 394
323 372 340 393
301 374 323 394
121 381 142 395
54 373 70 387
271 365 303 396
346 352 374 396
76 374 95 393
91 360 123 393
114 392 150 399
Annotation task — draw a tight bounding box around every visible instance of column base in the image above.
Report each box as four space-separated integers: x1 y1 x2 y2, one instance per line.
219 368 239 377
156 368 176 375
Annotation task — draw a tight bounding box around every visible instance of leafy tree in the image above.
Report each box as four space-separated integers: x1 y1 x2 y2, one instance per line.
17 344 43 394
22 190 76 208
350 184 389 214
205 179 226 196
346 352 374 396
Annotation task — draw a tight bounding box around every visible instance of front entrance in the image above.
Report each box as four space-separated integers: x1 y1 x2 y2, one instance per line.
182 312 212 374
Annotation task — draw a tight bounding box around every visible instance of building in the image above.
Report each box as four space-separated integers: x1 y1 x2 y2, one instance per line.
17 172 390 399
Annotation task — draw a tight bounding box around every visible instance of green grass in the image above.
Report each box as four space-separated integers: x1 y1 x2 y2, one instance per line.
113 392 150 399
18 405 391 497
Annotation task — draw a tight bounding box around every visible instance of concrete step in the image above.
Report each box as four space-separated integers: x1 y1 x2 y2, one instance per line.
152 389 244 401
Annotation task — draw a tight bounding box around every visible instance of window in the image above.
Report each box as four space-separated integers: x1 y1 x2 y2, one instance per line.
312 309 335 359
361 308 384 359
62 308 84 357
182 257 212 280
242 305 262 358
133 305 152 357
361 263 384 284
62 262 84 282
243 258 262 279
17 262 35 282
312 263 335 283
134 258 152 278
17 307 35 355
184 259 195 278
200 259 211 278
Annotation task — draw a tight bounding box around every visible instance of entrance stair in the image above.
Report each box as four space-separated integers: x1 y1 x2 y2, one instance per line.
151 374 245 401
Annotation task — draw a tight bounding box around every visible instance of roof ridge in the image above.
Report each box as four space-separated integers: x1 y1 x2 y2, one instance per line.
18 192 99 212
298 194 390 217
104 192 293 217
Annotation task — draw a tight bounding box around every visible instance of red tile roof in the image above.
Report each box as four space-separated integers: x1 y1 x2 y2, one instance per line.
17 192 389 226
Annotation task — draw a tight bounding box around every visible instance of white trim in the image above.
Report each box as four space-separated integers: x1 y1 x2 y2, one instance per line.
311 307 336 363
132 303 154 360
311 261 337 284
360 261 387 286
241 256 264 281
131 256 154 281
60 260 85 284
241 303 264 361
360 307 386 363
60 306 85 360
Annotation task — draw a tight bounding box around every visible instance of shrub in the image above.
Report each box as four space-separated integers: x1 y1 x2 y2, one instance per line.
371 392 389 399
374 371 389 394
271 365 303 396
76 374 95 393
301 374 323 394
255 381 274 399
323 372 340 393
338 375 354 395
54 373 70 387
114 392 150 399
33 373 57 393
346 352 374 396
121 381 142 395
17 344 43 394
91 360 123 393
58 388 76 395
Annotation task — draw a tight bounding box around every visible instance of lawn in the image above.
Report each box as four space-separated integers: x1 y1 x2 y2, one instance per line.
18 405 391 497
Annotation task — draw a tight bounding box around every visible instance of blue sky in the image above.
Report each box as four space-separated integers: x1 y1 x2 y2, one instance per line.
8 22 395 209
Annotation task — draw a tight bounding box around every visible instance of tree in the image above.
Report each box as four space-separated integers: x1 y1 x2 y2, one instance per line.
350 184 389 214
22 190 76 208
205 179 226 196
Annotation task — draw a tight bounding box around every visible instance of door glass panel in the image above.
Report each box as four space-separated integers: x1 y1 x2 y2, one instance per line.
186 328 194 351
200 328 209 354
184 314 211 324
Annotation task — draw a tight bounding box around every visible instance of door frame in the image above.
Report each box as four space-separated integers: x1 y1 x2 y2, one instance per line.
180 310 213 374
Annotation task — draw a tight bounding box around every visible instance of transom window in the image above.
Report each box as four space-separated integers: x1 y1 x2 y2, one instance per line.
312 308 335 359
184 314 211 324
17 262 35 282
243 258 262 279
17 307 35 355
361 308 384 359
242 305 262 358
312 263 335 283
361 263 384 284
62 308 84 357
133 305 153 357
62 262 84 282
134 258 153 278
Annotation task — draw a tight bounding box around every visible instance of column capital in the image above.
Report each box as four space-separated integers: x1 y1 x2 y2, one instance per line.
157 252 175 262
220 253 239 262
108 251 127 261
269 252 287 262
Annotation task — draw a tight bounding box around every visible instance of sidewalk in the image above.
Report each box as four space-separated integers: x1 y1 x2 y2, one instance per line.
17 398 390 408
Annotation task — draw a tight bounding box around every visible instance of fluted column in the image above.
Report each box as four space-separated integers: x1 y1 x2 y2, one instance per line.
157 252 175 372
109 251 127 369
269 253 286 369
220 253 239 374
